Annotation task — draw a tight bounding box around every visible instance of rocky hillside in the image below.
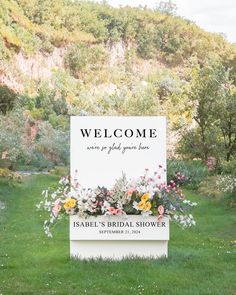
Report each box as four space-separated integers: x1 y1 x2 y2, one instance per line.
1 0 236 164
1 0 236 93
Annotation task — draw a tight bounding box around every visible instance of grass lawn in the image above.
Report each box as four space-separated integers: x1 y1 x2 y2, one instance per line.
0 175 236 295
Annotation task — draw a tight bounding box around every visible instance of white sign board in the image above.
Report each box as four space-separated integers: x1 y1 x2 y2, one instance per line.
70 215 169 240
70 116 166 188
70 116 168 259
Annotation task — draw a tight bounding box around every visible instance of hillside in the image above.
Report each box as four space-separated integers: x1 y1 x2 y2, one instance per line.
1 0 236 167
1 0 236 92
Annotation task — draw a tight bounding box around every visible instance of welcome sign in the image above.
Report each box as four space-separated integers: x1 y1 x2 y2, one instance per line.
70 116 167 188
70 116 169 259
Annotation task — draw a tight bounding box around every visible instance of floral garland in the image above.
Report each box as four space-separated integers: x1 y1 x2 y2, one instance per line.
37 167 197 237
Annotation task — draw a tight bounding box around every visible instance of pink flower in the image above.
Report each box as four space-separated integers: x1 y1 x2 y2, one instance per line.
54 198 61 206
115 208 125 215
107 207 125 215
158 205 165 215
52 199 62 217
127 187 136 195
108 207 116 215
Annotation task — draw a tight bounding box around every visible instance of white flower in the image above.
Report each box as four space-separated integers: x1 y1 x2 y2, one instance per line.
101 201 111 213
141 210 152 216
132 201 139 210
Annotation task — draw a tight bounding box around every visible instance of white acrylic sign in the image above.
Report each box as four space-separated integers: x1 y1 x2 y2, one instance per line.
70 116 168 259
70 116 166 188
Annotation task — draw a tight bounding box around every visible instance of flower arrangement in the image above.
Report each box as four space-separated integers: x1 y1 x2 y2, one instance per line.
37 167 197 237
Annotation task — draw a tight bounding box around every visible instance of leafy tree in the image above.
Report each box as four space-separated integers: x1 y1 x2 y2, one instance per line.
155 1 177 15
217 84 236 161
179 58 236 162
0 85 18 114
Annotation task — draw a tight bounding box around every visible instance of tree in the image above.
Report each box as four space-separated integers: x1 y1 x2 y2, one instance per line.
155 1 177 16
217 84 236 161
179 58 236 162
0 85 18 115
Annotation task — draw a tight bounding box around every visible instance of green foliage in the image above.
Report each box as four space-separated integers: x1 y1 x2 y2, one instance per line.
0 0 234 65
198 176 223 199
18 84 70 130
216 174 236 207
0 85 18 115
49 166 69 176
136 24 156 59
0 108 69 169
0 110 26 164
0 167 22 185
155 1 177 15
64 43 107 77
167 159 209 189
0 36 10 59
33 121 69 167
220 158 236 175
224 192 236 208
179 58 236 162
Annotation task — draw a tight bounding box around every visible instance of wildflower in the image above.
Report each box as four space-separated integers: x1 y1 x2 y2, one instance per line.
52 199 62 217
158 205 164 215
141 193 150 202
108 207 117 215
144 201 152 211
132 201 139 210
138 200 146 210
65 208 75 215
64 198 77 209
127 187 136 195
141 210 152 216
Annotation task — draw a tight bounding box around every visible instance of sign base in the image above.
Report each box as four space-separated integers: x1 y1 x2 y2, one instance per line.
70 215 169 260
70 240 168 260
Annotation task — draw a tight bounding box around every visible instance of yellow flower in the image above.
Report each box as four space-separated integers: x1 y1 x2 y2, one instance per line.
141 193 150 202
137 200 146 210
144 201 152 211
64 198 77 209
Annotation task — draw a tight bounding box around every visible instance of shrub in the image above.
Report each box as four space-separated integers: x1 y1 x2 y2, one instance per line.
0 110 26 164
64 43 107 77
167 159 209 189
0 86 18 115
219 158 236 175
198 176 223 198
0 168 22 185
216 175 236 207
0 109 69 169
49 166 69 176
35 121 69 166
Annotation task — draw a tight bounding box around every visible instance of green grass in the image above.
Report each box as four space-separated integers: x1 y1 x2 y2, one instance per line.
0 175 236 295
